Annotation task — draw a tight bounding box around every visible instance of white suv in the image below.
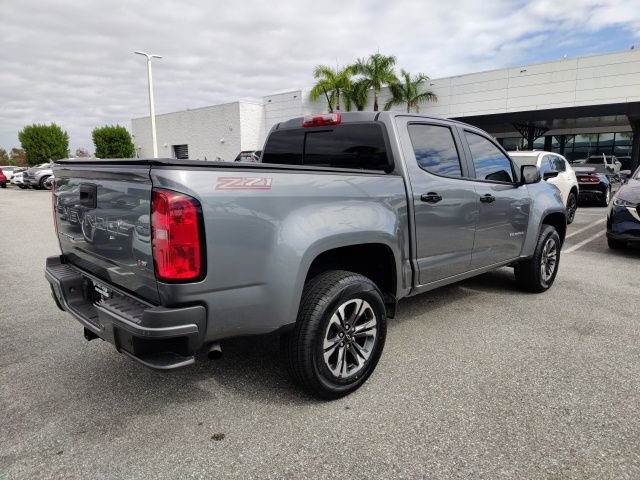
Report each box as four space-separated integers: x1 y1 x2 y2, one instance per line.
510 151 579 224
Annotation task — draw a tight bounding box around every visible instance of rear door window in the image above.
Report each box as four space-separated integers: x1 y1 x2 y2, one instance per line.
262 124 390 171
407 124 463 177
465 131 515 183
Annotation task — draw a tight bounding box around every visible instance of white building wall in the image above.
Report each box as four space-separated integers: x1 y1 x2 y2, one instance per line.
132 102 246 161
132 50 640 159
238 102 265 151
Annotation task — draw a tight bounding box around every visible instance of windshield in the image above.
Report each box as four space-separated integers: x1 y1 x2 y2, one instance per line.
510 155 539 167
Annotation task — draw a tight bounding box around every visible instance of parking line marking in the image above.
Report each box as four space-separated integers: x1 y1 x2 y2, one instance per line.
565 218 606 239
564 230 604 253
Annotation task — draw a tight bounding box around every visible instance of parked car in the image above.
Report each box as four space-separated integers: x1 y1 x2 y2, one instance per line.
46 112 567 399
0 168 6 188
510 151 579 224
607 167 640 249
10 171 27 188
234 150 262 162
22 163 53 189
584 154 622 178
0 165 19 180
574 166 612 206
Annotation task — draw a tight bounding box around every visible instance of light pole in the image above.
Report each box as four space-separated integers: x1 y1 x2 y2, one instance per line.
134 51 162 158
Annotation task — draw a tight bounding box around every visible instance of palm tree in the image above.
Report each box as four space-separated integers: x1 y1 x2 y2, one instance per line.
309 65 353 112
351 53 398 111
342 80 369 111
384 70 437 113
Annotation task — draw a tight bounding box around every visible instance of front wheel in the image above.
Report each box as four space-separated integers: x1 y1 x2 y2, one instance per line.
514 225 561 293
566 192 577 224
285 270 387 399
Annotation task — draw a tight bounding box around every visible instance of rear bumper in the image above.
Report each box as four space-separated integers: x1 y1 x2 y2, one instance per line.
577 188 605 200
45 255 206 369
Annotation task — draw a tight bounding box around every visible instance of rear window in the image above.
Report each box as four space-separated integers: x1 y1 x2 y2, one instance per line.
262 123 390 171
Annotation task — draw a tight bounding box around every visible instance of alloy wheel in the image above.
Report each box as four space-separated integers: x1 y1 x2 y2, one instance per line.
322 298 377 379
540 238 558 283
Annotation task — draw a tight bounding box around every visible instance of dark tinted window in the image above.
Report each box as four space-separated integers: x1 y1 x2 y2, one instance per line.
262 124 389 171
552 156 566 172
408 124 462 177
465 131 514 183
261 129 304 165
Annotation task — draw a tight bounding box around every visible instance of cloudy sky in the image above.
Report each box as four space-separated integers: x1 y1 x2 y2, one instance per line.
1 0 639 152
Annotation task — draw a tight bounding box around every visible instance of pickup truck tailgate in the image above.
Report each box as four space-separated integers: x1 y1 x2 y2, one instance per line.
53 164 159 303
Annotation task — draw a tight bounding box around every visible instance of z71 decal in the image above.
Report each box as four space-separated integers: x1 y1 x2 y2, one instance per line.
216 176 273 190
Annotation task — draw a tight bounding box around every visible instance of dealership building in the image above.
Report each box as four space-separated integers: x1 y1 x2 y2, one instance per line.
132 49 640 170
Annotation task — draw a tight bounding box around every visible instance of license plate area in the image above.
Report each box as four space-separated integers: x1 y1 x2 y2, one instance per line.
82 277 114 304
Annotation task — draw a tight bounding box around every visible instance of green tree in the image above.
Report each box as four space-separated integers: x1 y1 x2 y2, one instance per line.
309 65 353 112
351 53 398 111
92 125 135 158
342 80 369 111
18 123 69 165
384 70 437 113
0 148 9 164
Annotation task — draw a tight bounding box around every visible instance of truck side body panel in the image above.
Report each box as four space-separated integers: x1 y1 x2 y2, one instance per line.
150 167 409 341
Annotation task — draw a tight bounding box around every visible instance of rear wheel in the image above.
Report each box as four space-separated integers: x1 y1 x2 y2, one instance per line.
607 238 626 250
285 270 387 399
0 182 6 189
39 175 52 190
600 187 611 207
566 192 577 224
514 225 561 293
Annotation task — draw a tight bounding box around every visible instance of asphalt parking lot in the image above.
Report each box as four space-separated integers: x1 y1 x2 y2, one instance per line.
1 185 639 480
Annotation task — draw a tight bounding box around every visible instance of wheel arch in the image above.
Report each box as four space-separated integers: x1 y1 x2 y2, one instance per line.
302 243 399 318
542 211 567 245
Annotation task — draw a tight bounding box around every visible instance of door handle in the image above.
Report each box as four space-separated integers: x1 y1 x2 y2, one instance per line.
421 192 442 203
480 194 496 203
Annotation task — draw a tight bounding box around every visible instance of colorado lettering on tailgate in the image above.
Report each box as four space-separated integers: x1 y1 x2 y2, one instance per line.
215 176 273 190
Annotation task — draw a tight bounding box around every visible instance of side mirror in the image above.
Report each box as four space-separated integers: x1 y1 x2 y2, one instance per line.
521 165 540 185
543 170 559 180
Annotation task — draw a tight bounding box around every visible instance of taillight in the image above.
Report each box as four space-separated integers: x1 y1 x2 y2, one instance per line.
302 113 341 127
151 189 204 281
578 176 599 183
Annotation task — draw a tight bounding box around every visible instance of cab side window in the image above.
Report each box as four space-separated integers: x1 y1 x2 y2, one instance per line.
540 156 554 176
553 156 566 172
464 131 514 183
408 124 463 177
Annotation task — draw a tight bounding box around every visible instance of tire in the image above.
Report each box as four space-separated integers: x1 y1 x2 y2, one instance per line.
607 238 626 250
39 175 52 190
285 270 387 400
566 192 577 225
514 225 561 293
600 187 611 207
0 182 6 189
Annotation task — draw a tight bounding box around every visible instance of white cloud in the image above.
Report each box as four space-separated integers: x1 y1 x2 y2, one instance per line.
0 0 639 151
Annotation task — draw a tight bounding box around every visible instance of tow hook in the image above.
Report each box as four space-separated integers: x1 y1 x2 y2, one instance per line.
83 328 99 341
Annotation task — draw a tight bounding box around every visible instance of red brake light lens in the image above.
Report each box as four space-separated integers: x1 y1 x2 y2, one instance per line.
151 189 203 281
302 113 341 127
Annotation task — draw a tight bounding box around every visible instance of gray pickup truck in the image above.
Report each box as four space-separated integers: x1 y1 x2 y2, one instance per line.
46 112 566 398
